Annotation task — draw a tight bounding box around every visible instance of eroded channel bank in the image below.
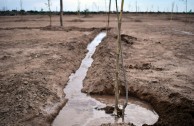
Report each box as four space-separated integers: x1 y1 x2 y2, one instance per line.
0 27 104 126
82 32 194 125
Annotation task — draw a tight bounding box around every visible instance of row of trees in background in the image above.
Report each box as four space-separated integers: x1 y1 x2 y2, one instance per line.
0 0 192 14
0 0 191 119
0 10 192 16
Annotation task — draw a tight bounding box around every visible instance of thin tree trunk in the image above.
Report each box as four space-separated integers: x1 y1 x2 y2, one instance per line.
114 0 125 116
136 1 137 13
170 2 174 36
77 0 80 17
117 0 127 120
47 0 52 26
171 2 174 21
114 0 120 115
60 0 63 26
107 0 111 34
186 0 187 13
20 0 23 20
186 0 188 22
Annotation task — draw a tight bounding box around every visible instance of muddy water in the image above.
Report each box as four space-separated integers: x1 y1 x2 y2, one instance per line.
174 29 194 35
52 32 159 126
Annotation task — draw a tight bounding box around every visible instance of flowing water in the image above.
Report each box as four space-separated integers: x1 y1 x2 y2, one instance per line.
52 32 159 126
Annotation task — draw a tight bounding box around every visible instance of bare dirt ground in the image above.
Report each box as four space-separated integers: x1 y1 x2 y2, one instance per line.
0 15 105 126
0 14 194 126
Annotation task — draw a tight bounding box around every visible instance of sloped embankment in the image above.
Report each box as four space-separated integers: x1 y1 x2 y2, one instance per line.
0 28 103 126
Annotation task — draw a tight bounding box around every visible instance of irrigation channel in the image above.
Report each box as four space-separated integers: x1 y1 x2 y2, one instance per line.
52 32 159 126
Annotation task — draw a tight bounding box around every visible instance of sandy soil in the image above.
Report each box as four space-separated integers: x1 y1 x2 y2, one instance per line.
0 15 105 126
0 14 194 126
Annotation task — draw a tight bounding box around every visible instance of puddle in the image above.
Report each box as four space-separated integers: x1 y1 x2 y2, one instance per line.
52 32 159 126
174 30 194 35
179 31 194 35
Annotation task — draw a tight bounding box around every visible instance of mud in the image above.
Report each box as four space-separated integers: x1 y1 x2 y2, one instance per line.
83 29 194 125
53 32 158 126
101 123 134 126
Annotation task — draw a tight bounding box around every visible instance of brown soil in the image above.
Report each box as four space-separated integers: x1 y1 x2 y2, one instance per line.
68 19 84 22
0 17 103 125
83 15 194 125
0 14 194 126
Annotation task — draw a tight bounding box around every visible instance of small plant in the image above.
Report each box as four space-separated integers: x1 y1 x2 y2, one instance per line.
84 9 89 17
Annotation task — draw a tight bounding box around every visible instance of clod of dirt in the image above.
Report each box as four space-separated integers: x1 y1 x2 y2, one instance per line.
113 34 137 45
95 106 122 117
133 19 142 22
101 123 135 126
125 63 164 71
0 55 11 60
69 19 84 22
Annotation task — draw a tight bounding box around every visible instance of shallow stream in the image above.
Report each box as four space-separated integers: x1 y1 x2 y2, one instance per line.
52 32 159 126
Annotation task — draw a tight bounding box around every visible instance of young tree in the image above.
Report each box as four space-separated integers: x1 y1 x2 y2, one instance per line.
185 0 187 13
151 5 154 12
20 0 23 11
106 0 111 33
176 4 179 13
128 3 131 12
170 2 175 36
60 0 63 26
114 0 126 117
135 1 137 13
3 0 7 11
77 0 81 16
46 0 52 26
84 9 89 17
182 0 188 22
179 0 187 12
171 2 175 21
20 0 23 20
